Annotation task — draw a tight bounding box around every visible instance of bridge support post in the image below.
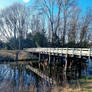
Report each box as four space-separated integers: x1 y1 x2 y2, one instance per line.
78 58 82 78
49 53 50 64
48 53 52 85
64 55 68 77
39 53 40 62
63 55 68 86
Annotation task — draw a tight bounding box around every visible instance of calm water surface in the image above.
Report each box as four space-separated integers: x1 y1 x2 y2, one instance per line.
0 59 92 92
0 64 49 92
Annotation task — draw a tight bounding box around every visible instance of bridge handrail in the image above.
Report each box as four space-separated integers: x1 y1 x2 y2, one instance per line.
24 48 92 56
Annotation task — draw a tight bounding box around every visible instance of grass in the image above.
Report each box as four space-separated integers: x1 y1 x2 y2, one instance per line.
78 76 92 92
53 77 92 92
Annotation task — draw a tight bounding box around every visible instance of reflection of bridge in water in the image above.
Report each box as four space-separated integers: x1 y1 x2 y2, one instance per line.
24 48 92 85
1 48 92 85
26 65 56 85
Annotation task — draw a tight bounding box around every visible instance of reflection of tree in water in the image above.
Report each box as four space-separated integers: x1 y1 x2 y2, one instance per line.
11 66 31 92
0 64 51 92
38 57 88 87
32 73 50 92
0 58 88 92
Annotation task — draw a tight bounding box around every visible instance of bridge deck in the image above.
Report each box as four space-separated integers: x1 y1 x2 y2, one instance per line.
25 48 92 57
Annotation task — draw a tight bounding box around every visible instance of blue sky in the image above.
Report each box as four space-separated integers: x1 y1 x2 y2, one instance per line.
0 0 33 9
0 0 92 11
78 0 92 11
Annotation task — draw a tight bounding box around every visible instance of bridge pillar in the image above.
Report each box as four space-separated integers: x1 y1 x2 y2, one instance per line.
39 53 40 62
64 55 68 76
49 53 51 77
49 53 51 64
78 58 82 78
62 55 68 86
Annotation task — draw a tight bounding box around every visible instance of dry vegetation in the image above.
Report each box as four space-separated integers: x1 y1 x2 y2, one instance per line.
0 79 92 92
0 50 32 61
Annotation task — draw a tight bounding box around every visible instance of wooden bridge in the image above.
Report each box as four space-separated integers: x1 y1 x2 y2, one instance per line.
25 48 92 58
24 48 92 85
0 48 91 86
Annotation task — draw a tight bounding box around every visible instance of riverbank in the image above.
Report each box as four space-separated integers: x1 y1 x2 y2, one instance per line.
51 77 92 92
0 50 32 61
79 77 92 92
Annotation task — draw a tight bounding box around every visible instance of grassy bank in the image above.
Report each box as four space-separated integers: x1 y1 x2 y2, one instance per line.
78 76 92 92
0 50 33 61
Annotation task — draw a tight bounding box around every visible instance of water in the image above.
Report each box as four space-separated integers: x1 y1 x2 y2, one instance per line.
0 64 50 92
86 59 92 76
0 59 92 92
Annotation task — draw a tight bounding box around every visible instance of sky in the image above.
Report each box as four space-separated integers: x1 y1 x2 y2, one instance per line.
79 0 92 11
0 0 92 11
0 0 33 9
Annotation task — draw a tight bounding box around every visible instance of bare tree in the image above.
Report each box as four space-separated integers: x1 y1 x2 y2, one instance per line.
30 14 46 35
80 9 92 47
61 0 77 46
33 0 62 46
68 7 81 44
0 3 30 49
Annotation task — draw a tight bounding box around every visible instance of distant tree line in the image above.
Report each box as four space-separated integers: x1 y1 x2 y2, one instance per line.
0 1 92 50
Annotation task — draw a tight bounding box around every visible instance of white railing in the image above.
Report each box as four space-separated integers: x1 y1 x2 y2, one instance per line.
25 48 92 57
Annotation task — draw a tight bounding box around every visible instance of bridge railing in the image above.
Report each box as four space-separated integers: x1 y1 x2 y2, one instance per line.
25 48 92 57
